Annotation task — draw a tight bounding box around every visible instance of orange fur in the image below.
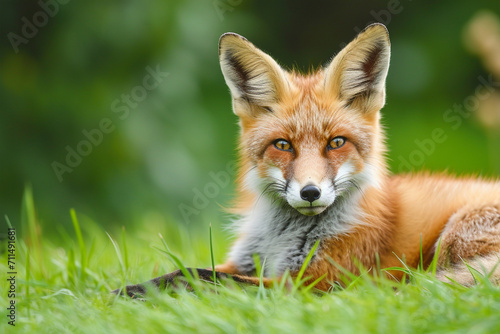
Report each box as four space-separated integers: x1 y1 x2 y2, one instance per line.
214 24 500 290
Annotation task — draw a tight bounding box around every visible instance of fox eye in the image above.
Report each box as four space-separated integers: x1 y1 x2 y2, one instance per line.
328 137 346 150
274 139 293 152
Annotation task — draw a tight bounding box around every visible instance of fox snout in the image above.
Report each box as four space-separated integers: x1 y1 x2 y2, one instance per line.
300 184 321 203
283 174 337 216
296 183 326 216
267 158 366 216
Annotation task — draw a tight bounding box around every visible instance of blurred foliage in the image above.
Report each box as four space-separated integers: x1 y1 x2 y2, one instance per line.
1 0 500 233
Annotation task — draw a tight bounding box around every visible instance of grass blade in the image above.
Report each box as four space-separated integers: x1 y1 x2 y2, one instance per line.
293 239 320 291
21 185 44 276
26 245 31 319
301 273 327 293
106 232 127 298
5 215 13 229
70 209 87 282
121 226 129 273
106 232 125 279
278 269 291 292
427 237 442 276
253 253 262 278
156 233 199 294
462 259 482 285
257 257 268 298
209 223 217 284
67 248 76 287
419 234 424 271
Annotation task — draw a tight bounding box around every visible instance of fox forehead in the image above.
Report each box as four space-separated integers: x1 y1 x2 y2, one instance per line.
239 72 374 158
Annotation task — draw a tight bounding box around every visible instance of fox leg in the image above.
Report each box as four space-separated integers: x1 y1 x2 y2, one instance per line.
112 263 274 298
435 205 500 286
112 268 230 298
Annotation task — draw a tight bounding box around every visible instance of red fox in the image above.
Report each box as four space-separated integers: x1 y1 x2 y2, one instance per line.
116 23 500 296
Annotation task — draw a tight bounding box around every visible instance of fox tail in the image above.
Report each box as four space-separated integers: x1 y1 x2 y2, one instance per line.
436 254 500 286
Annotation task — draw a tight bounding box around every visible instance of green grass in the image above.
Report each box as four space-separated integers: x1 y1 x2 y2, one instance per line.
2 193 500 334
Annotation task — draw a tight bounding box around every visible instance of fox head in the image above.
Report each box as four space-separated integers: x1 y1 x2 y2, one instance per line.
219 24 390 216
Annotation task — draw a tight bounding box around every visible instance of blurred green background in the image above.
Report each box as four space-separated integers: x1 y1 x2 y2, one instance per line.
1 0 500 234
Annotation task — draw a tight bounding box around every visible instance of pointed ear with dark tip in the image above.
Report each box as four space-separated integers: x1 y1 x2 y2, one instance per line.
219 33 290 116
324 23 391 114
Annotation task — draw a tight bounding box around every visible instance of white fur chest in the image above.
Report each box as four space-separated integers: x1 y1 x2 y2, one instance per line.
228 197 361 276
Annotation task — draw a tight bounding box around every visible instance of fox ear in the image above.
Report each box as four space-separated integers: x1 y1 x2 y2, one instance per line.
219 33 289 116
324 23 390 113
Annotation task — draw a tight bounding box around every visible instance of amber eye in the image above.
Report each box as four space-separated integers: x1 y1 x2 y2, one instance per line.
328 137 346 150
274 139 293 152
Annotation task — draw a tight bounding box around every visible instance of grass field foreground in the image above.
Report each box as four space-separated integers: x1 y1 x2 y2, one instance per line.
1 190 500 334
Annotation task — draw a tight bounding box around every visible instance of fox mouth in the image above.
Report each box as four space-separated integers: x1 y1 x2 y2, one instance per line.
295 205 327 216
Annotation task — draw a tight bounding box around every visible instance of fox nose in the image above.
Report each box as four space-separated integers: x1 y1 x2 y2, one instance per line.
300 185 321 203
